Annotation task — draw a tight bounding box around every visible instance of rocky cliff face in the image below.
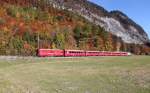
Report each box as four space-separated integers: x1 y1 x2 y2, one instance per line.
45 0 149 44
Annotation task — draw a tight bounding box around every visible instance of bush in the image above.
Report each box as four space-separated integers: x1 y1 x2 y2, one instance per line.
22 30 37 45
55 15 64 21
37 11 49 21
53 32 65 49
6 6 18 17
93 38 98 47
7 36 24 55
82 24 92 38
73 25 82 47
0 17 6 25
22 7 39 22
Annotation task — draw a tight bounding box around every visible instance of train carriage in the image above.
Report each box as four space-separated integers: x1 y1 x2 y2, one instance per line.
38 49 64 57
86 51 100 56
64 50 86 57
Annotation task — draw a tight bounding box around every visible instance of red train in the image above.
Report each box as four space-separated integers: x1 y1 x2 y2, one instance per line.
38 49 131 57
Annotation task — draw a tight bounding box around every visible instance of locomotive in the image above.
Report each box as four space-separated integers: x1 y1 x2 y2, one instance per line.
38 49 131 57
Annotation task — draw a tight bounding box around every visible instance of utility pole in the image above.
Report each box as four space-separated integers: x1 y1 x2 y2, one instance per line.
37 31 40 49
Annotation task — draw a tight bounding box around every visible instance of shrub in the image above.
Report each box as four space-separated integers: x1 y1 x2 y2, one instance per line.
37 11 49 21
82 24 92 38
53 32 65 49
6 6 18 17
22 30 37 45
93 37 98 48
0 17 6 25
7 36 24 55
22 7 39 22
55 15 64 21
73 25 82 47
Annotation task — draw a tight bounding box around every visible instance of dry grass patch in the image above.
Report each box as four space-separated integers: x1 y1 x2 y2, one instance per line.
0 56 149 93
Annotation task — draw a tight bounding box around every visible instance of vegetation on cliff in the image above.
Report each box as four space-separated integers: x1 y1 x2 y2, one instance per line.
0 0 149 56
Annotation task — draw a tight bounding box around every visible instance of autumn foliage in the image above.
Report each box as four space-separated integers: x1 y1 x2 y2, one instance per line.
0 0 149 56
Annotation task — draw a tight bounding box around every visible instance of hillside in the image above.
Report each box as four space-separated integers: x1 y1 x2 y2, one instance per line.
42 0 149 44
0 0 150 56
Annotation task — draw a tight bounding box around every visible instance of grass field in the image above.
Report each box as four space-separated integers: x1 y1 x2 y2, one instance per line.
0 56 150 93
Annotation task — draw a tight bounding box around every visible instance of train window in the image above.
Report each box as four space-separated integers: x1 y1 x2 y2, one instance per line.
70 51 74 53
